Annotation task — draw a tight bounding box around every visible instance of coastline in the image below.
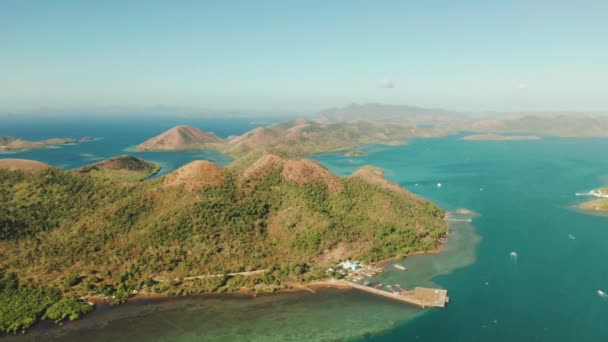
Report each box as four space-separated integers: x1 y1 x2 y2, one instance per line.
3 139 461 336
82 238 452 307
89 209 466 305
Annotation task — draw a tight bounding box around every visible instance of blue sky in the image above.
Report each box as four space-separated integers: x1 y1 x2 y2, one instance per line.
1 1 607 114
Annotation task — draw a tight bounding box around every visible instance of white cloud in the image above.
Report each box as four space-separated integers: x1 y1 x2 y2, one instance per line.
379 78 396 89
518 83 527 90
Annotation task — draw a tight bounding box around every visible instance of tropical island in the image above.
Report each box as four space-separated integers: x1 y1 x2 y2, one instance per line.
0 136 91 153
135 119 420 157
0 152 447 333
7 105 606 335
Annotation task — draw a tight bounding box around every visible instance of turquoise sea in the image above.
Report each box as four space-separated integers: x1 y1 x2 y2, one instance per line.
2 117 608 341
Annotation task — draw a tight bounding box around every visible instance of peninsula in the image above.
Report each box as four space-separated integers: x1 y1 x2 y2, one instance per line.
0 154 447 333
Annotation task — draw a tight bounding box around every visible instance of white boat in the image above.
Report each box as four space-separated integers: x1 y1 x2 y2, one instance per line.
510 251 518 257
598 290 607 297
568 234 576 240
393 264 407 271
437 183 443 188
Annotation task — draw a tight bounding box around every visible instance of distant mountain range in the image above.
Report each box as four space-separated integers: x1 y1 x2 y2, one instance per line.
133 107 608 159
318 103 466 124
135 119 430 157
317 103 608 137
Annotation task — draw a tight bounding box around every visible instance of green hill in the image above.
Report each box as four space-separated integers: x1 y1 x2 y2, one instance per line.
0 154 447 333
75 155 160 182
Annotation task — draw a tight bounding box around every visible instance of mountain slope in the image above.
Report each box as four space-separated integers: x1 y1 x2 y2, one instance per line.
224 120 414 156
136 125 223 151
0 154 447 332
0 159 52 173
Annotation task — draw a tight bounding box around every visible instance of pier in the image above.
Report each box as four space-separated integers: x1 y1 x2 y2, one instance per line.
444 218 472 222
315 280 448 308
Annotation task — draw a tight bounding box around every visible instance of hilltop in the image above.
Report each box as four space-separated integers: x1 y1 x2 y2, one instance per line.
162 160 224 190
136 126 223 151
0 153 447 332
0 159 51 173
75 155 160 182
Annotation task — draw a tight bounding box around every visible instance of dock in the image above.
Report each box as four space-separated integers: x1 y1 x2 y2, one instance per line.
444 218 472 222
320 280 448 308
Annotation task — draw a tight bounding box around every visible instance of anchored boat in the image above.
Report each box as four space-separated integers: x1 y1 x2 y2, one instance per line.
393 264 407 271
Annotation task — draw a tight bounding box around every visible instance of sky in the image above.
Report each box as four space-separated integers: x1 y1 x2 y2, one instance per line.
1 0 607 114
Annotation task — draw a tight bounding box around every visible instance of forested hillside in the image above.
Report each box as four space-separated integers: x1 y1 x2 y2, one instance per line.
0 154 447 333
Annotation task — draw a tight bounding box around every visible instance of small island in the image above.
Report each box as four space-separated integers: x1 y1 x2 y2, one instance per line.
74 155 160 182
0 135 92 152
462 133 541 141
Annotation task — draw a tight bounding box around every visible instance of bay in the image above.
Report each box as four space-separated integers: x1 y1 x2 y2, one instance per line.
3 118 608 341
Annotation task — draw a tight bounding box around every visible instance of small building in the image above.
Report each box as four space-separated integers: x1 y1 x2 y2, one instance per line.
339 261 362 271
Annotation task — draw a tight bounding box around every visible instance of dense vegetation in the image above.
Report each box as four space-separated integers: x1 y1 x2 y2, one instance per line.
0 155 447 333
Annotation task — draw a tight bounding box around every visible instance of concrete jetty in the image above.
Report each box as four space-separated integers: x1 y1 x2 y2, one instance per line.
444 218 472 222
315 280 448 308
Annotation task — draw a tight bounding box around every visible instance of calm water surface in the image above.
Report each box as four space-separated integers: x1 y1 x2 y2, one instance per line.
2 118 608 341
